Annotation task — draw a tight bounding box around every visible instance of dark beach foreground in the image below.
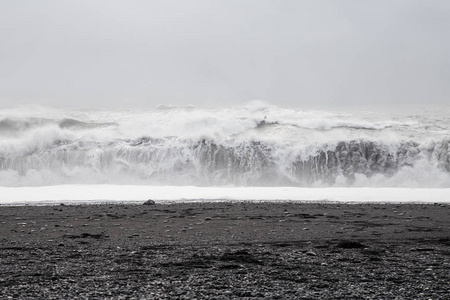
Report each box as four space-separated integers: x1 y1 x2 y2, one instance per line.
1 201 449 299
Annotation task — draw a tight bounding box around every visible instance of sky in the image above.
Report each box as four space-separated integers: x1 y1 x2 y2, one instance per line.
1 0 449 109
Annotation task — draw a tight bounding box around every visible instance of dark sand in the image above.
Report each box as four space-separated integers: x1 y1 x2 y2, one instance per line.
1 201 449 299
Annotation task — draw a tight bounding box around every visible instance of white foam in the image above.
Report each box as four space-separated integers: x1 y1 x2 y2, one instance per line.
0 185 448 205
1 103 449 188
2 104 448 144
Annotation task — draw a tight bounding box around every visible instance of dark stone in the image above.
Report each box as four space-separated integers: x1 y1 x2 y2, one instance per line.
336 241 365 249
143 199 156 205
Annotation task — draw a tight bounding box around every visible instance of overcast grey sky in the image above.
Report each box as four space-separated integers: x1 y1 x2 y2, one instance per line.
1 0 449 109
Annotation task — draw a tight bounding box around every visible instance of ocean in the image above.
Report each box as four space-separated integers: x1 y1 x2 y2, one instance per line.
1 102 449 204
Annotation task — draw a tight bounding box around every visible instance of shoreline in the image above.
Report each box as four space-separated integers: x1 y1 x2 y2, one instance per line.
3 198 450 207
1 201 449 299
2 186 450 205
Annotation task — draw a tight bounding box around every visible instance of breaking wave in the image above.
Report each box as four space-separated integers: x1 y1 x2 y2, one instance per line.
0 103 449 187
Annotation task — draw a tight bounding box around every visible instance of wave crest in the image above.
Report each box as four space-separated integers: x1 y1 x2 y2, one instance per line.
1 137 449 187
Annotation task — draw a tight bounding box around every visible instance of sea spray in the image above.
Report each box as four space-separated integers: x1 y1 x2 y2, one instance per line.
0 104 449 187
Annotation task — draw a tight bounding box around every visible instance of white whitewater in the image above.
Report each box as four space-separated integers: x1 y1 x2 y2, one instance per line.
0 185 449 205
0 102 449 204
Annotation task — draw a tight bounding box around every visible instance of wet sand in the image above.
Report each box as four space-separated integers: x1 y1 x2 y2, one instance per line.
1 201 449 299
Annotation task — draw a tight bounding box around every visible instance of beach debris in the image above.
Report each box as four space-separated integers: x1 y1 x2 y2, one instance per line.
143 199 156 205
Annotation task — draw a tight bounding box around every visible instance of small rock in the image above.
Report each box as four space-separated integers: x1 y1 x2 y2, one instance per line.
143 199 156 205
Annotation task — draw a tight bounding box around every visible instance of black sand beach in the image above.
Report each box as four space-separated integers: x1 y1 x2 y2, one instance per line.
1 202 449 299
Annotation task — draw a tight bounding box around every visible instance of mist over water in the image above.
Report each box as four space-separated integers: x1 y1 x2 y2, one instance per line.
0 102 449 188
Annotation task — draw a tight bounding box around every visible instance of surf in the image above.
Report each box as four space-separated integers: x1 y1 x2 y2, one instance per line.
0 103 449 187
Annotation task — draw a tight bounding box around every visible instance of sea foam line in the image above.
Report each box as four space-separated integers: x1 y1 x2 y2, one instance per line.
0 185 449 205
